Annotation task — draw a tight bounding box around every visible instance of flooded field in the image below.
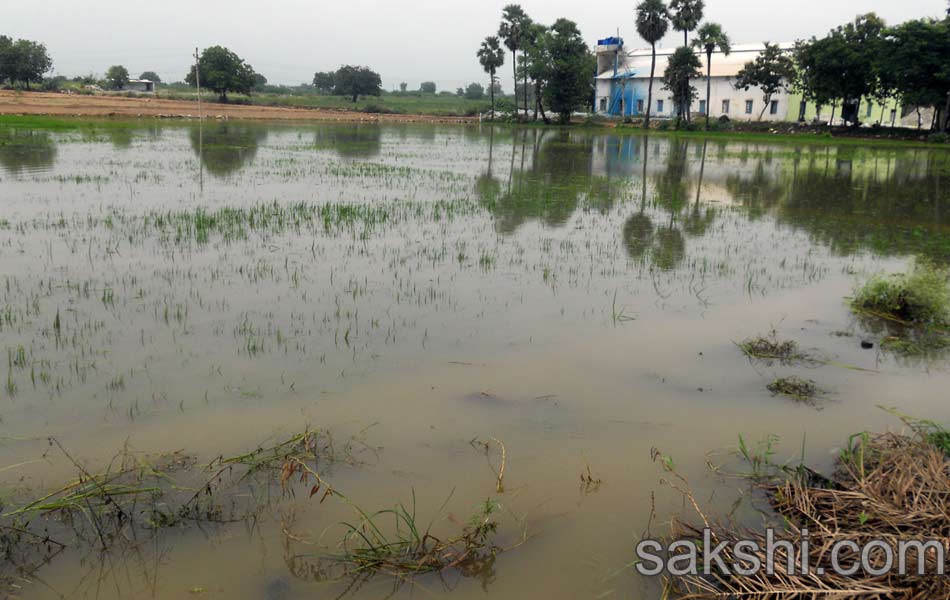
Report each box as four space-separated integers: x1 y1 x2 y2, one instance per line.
1 119 949 599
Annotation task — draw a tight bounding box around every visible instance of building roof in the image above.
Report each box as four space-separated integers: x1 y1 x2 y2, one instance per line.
596 42 793 80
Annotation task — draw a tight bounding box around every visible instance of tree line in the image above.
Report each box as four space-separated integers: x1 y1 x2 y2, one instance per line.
477 4 595 123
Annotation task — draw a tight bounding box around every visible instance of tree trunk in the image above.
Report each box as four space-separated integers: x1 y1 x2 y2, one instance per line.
489 72 496 119
942 91 950 133
758 96 769 121
644 43 656 130
351 93 357 103
853 98 861 127
705 52 712 130
830 101 837 126
512 51 518 119
522 50 529 117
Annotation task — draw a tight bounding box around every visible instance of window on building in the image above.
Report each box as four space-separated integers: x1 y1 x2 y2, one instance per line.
698 99 706 115
866 103 873 118
745 100 753 114
637 99 644 113
770 100 779 115
722 99 730 114
657 99 664 113
599 98 607 112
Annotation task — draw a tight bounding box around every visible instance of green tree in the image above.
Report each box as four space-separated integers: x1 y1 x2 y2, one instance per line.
478 36 506 118
635 0 670 129
692 22 730 129
517 14 538 116
542 19 594 124
465 82 485 100
332 65 382 102
0 37 52 88
420 81 437 94
669 0 704 46
663 46 702 124
499 4 529 117
186 46 257 102
139 71 161 84
734 42 795 120
523 23 552 122
105 65 130 90
399 82 408 92
879 18 950 131
313 71 336 93
791 38 832 120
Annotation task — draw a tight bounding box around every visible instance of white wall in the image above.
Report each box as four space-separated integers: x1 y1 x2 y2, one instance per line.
595 76 789 122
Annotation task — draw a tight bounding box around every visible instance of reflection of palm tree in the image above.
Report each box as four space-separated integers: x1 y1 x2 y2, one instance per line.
655 139 690 222
623 212 655 259
483 129 594 234
683 140 716 236
0 128 57 175
189 123 267 177
476 127 502 207
652 227 686 270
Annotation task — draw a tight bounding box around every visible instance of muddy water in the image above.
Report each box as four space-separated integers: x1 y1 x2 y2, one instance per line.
1 120 949 599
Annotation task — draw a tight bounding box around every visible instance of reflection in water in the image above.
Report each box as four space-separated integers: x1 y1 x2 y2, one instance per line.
313 124 382 158
475 127 949 268
189 123 267 177
479 129 617 234
0 128 57 175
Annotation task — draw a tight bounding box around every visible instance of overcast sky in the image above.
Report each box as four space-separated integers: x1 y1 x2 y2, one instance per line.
8 0 947 91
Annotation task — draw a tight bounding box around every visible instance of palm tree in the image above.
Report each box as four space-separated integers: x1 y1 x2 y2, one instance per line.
692 22 730 130
669 0 704 46
499 4 528 118
636 0 670 130
478 36 506 119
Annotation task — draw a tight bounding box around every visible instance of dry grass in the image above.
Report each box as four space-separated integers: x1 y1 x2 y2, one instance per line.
664 426 950 598
767 376 825 404
738 331 822 366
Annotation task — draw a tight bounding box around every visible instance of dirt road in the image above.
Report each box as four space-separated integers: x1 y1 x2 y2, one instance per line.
0 90 478 124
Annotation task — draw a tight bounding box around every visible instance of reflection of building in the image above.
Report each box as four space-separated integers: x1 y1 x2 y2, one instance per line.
594 41 794 122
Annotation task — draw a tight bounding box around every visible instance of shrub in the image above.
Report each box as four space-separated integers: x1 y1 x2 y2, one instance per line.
851 262 950 327
928 132 949 144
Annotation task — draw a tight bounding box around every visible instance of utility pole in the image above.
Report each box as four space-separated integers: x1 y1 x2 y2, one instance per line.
194 47 203 192
194 47 202 121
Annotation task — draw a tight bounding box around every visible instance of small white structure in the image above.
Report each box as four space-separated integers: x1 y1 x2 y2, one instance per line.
125 79 156 93
594 41 793 122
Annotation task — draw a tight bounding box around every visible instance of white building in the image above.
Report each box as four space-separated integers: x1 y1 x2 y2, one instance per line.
594 40 794 122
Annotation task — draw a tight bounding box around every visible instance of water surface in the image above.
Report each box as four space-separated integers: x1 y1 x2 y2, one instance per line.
1 120 949 599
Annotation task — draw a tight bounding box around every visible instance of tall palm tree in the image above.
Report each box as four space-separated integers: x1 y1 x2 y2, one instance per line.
478 36 506 119
499 4 528 117
636 0 670 130
669 0 704 46
692 22 730 130
669 0 703 120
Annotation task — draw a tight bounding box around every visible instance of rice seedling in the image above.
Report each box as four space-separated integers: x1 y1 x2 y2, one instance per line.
313 491 501 579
